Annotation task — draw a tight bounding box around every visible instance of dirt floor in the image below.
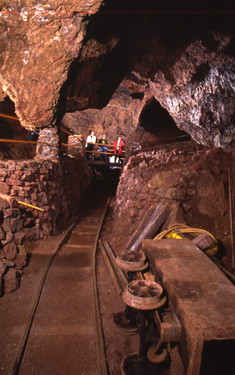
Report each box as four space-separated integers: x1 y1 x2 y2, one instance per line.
0 234 66 375
0 204 184 375
98 210 185 375
0 168 189 375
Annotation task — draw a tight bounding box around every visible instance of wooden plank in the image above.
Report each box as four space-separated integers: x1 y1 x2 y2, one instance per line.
143 238 235 375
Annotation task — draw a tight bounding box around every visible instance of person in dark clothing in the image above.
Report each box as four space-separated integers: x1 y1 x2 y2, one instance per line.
99 133 108 162
28 131 39 141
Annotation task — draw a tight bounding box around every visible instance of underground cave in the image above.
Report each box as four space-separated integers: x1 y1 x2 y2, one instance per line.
0 0 235 374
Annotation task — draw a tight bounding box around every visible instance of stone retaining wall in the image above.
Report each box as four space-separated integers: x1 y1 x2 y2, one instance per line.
0 194 26 295
0 154 91 294
113 143 232 264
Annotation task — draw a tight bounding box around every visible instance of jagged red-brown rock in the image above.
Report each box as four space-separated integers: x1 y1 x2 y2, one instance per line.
111 144 232 267
0 0 102 129
0 2 234 149
63 32 235 149
62 76 149 143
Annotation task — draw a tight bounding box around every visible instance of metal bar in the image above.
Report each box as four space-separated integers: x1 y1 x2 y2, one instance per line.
0 113 40 129
99 240 123 294
17 200 44 211
91 198 110 375
0 138 57 147
85 150 125 156
87 161 123 166
60 127 73 135
0 113 19 121
0 138 37 144
131 135 191 156
103 240 128 289
100 240 126 291
127 203 170 252
228 166 235 270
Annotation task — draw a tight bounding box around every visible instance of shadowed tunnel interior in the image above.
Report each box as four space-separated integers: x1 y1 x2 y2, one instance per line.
138 97 188 139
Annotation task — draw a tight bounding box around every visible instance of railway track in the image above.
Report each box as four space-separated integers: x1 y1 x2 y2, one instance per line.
11 195 110 375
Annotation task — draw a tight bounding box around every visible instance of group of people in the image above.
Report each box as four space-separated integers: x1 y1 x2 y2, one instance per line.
85 130 125 163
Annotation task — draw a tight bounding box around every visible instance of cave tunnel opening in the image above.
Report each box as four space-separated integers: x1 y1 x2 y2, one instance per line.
58 0 234 147
58 0 235 151
0 96 37 160
139 97 189 141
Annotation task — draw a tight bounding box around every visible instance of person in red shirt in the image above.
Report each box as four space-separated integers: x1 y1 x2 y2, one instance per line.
113 136 125 163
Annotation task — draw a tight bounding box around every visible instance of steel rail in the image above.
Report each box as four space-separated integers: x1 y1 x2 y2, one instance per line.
228 166 235 270
92 199 110 375
12 198 110 375
99 239 128 292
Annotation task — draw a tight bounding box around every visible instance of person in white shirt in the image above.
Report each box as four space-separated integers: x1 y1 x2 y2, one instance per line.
85 130 96 159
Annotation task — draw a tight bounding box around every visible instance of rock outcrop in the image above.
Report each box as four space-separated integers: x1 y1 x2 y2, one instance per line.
111 143 232 266
0 156 91 240
0 0 102 129
148 37 235 148
0 193 26 295
0 2 234 148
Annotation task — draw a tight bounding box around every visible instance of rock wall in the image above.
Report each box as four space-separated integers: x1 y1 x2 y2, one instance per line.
0 155 91 239
0 0 102 129
0 154 91 294
62 77 146 143
0 194 26 295
112 142 232 265
1 2 234 148
148 37 235 148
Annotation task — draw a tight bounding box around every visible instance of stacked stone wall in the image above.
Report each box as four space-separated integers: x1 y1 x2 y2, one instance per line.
0 194 26 295
0 155 91 294
113 143 232 264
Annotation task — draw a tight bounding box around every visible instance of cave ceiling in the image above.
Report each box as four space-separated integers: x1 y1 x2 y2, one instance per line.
0 0 234 147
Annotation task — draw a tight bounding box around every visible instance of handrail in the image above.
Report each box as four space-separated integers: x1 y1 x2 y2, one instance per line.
0 138 37 144
130 135 191 155
60 127 74 136
0 114 124 148
86 142 125 148
0 138 57 148
85 150 125 157
61 141 125 150
0 138 125 155
0 113 40 129
0 113 19 121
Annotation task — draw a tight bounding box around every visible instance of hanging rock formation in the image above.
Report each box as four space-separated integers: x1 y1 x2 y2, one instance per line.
62 14 234 148
0 2 234 147
0 0 102 129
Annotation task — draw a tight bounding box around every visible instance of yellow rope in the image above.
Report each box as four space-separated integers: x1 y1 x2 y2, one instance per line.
154 223 217 243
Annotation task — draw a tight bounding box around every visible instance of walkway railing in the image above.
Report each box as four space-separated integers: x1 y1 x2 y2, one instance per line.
0 113 125 161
